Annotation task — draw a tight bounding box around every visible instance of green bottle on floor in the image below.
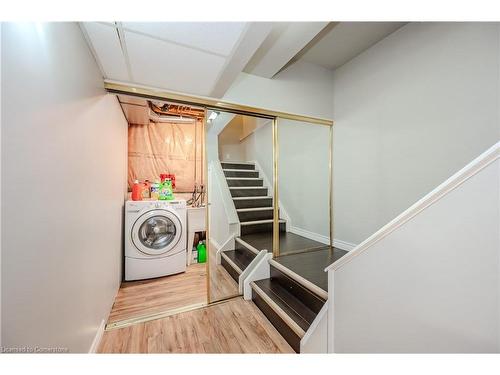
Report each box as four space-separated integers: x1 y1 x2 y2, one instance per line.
197 241 206 263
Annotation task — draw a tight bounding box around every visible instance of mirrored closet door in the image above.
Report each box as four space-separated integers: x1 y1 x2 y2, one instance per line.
206 110 274 302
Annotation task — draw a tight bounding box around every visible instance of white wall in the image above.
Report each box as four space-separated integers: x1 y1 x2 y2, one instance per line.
241 120 274 179
1 23 128 352
278 120 330 239
0 22 3 348
332 22 500 245
329 147 500 353
240 119 331 241
218 116 247 162
224 60 334 119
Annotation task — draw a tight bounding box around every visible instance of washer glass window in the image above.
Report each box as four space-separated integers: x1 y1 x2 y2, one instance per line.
138 215 177 249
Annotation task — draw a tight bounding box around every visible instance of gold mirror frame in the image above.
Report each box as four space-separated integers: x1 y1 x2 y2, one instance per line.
104 81 334 304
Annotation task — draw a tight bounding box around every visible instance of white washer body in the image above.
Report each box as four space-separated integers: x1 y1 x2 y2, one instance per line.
125 199 187 281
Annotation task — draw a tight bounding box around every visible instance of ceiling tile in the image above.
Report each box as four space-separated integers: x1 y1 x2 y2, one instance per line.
82 22 129 81
122 22 247 56
124 31 226 96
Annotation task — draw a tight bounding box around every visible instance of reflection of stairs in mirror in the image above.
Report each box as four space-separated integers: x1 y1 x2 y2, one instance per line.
219 161 286 282
223 161 286 235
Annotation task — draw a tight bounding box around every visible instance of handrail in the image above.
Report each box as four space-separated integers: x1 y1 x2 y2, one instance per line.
326 141 500 273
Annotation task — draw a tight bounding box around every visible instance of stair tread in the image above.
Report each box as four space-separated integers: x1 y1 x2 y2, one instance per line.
232 196 272 200
226 177 263 180
221 162 255 171
240 219 286 225
222 168 257 172
223 170 259 178
253 278 316 332
222 247 256 272
235 237 260 255
236 207 274 211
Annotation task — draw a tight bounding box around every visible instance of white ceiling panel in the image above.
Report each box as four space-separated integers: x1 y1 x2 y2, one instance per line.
122 22 247 57
82 22 130 81
124 31 227 96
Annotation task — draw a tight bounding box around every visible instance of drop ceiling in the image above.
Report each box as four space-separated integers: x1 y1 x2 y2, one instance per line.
81 21 409 100
81 22 271 97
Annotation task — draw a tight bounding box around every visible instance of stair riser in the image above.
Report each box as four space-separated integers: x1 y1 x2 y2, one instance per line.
270 266 326 314
241 222 286 235
221 163 255 170
252 289 301 353
224 170 259 178
221 256 240 283
233 198 272 209
238 210 274 222
226 179 264 187
230 188 268 197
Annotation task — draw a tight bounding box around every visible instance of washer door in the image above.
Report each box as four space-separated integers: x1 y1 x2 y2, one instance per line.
131 209 182 256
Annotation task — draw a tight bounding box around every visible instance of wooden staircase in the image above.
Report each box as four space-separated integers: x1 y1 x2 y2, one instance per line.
251 261 327 352
218 161 331 353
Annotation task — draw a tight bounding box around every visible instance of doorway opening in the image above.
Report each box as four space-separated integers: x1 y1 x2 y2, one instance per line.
107 94 209 329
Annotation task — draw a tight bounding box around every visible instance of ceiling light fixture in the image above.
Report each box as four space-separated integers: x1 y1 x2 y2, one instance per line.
208 112 219 121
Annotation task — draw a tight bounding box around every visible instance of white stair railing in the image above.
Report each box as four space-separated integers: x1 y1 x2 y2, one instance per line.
208 160 240 258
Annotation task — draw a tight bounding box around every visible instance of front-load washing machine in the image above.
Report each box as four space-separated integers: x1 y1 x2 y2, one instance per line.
125 199 187 281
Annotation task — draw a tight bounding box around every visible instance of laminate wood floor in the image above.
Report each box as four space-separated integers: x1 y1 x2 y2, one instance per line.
99 298 294 353
209 241 239 302
108 263 208 324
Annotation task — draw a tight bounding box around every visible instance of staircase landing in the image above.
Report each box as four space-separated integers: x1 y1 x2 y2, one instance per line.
240 231 326 257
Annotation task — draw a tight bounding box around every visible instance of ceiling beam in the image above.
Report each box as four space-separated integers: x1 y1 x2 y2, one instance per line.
245 22 329 79
210 22 273 98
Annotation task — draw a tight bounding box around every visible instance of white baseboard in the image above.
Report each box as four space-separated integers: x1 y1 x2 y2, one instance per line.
288 226 357 252
289 226 329 245
333 239 357 252
88 319 106 353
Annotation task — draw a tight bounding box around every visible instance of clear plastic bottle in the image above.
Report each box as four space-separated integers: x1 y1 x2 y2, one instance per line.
150 180 160 200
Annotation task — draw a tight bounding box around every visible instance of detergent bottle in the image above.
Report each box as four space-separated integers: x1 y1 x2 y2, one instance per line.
197 241 206 263
131 180 143 201
159 179 174 200
150 180 160 200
